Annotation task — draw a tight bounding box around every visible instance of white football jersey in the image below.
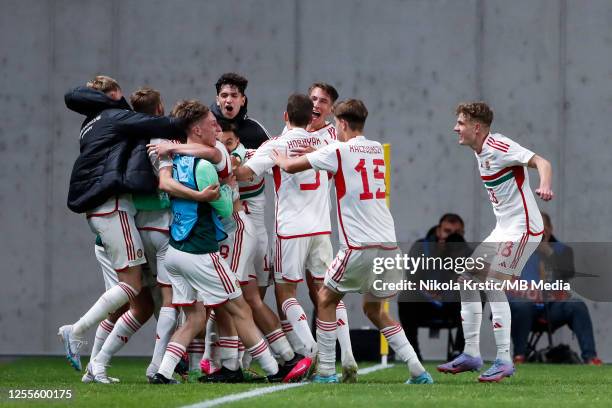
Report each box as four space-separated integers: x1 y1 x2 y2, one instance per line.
282 122 338 144
306 135 397 249
476 133 543 235
214 140 231 179
246 127 332 238
236 148 266 220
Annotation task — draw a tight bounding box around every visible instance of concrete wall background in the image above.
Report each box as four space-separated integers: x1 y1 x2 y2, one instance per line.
1 0 610 361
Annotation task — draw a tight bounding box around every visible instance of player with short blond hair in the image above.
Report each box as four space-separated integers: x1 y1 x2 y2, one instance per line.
437 101 553 382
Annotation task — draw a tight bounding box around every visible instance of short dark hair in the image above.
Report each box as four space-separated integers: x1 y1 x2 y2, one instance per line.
455 102 494 127
170 100 209 132
308 82 339 103
219 121 239 133
438 213 464 226
215 73 248 95
333 99 368 132
130 87 161 115
286 94 313 127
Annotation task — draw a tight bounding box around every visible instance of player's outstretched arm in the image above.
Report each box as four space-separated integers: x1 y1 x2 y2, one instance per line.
528 154 554 201
147 142 222 164
158 166 220 202
271 149 312 173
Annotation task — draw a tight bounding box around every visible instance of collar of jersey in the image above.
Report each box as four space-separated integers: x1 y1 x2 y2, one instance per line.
283 127 309 137
348 135 367 143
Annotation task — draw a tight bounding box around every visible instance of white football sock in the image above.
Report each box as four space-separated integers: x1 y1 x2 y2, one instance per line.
187 338 205 371
95 310 142 366
381 324 424 377
248 339 278 376
150 307 178 371
281 320 305 354
282 298 316 356
486 289 512 362
203 312 217 361
316 319 337 376
265 328 295 362
335 301 355 366
460 289 483 358
158 342 185 379
218 336 240 371
90 319 114 361
72 282 137 338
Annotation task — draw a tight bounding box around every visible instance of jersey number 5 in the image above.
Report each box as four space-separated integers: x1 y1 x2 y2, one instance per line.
355 158 386 200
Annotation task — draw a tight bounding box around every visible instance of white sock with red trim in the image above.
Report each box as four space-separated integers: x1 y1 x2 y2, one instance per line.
281 320 305 354
158 342 186 379
460 289 483 358
282 298 316 356
239 341 252 369
247 339 278 376
72 282 137 338
94 310 143 367
486 289 512 362
203 312 217 361
316 319 337 376
335 301 355 366
218 336 240 371
381 324 424 377
265 328 294 362
187 338 206 371
150 307 178 372
90 319 114 361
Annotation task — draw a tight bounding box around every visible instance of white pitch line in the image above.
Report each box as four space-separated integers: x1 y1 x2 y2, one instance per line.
180 363 393 408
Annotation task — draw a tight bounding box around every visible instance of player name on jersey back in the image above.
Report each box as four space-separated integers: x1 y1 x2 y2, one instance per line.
307 136 397 249
246 127 332 238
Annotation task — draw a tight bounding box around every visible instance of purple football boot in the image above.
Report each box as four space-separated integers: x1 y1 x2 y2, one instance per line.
437 353 483 374
478 359 515 382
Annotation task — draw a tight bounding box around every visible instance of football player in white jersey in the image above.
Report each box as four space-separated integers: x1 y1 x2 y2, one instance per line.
278 83 357 378
272 99 433 384
214 124 302 373
234 94 333 363
438 102 553 382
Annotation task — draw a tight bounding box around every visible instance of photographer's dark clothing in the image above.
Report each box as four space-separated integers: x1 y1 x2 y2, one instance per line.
397 228 470 360
510 301 596 361
509 236 597 362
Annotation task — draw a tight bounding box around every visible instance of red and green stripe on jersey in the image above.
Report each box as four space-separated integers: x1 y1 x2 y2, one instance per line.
481 166 544 237
239 178 265 200
481 166 515 188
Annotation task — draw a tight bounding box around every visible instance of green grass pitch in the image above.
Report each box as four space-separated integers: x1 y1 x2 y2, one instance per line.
1 357 610 407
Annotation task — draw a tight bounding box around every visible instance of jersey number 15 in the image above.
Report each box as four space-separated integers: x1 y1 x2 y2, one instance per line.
355 158 386 200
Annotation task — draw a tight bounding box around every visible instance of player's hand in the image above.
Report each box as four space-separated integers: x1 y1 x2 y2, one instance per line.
270 149 288 167
230 156 241 172
291 146 316 156
536 185 554 201
196 184 220 202
147 141 174 158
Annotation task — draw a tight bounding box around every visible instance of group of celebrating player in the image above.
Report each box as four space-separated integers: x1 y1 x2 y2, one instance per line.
58 71 553 386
